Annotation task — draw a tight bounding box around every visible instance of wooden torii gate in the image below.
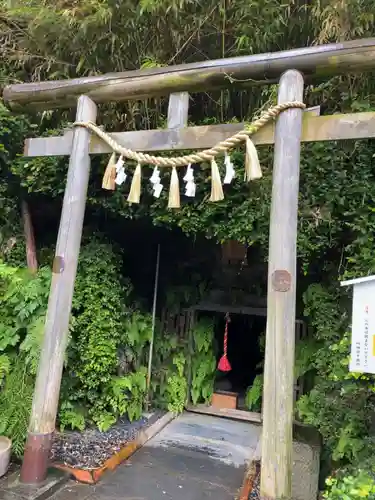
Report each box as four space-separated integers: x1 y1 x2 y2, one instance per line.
4 38 375 499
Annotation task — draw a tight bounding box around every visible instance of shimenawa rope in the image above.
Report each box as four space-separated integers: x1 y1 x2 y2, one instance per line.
73 101 305 168
73 100 305 205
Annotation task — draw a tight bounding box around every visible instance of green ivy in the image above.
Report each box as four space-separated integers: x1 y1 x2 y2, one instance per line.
297 284 375 466
167 352 187 413
58 238 152 431
323 469 375 500
190 319 216 405
3 3 375 492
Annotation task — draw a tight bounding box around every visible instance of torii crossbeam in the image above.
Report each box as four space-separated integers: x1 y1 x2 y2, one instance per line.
4 38 375 500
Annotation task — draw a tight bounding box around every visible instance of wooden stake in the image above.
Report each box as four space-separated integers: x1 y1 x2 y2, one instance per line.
146 244 161 410
20 95 97 484
260 70 304 500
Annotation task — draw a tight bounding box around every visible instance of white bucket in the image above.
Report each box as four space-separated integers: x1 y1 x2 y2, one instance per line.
0 436 11 477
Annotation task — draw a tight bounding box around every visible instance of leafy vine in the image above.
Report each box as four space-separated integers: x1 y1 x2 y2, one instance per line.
190 319 216 405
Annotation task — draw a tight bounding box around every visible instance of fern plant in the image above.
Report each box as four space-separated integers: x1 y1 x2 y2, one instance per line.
0 262 50 358
150 328 186 410
108 367 148 424
0 262 51 456
59 401 86 433
0 357 34 458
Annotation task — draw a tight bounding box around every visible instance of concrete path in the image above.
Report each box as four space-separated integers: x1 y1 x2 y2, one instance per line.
50 413 262 500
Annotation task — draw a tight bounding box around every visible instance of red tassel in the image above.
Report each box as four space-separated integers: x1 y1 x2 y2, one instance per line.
218 314 232 372
218 355 231 372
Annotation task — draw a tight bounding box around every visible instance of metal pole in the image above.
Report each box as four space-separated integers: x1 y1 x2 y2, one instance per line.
20 95 97 484
260 70 304 499
146 243 161 410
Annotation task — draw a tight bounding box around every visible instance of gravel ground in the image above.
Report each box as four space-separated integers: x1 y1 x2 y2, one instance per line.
51 411 164 470
248 471 260 499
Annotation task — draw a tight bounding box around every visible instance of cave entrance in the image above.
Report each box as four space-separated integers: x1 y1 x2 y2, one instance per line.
213 312 265 410
187 305 307 424
187 305 267 423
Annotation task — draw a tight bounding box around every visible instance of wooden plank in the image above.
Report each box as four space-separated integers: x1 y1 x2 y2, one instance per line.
20 95 98 484
24 109 375 158
195 291 268 308
167 92 189 128
4 38 375 111
260 70 304 500
187 405 320 445
27 106 316 158
192 302 267 317
186 404 262 425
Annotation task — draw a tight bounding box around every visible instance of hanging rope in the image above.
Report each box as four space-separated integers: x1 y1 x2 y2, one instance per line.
73 101 305 168
218 312 232 372
74 100 305 204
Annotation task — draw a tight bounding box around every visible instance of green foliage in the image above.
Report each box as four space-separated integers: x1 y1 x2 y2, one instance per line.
59 402 86 433
294 336 320 380
245 374 263 412
165 282 209 314
0 357 34 458
323 469 375 500
151 318 215 412
151 325 188 412
244 333 265 411
122 311 153 367
297 284 375 466
244 332 319 412
166 352 187 413
0 103 33 265
4 0 375 261
0 354 10 383
0 262 50 366
19 315 47 375
0 262 50 456
190 319 216 405
59 238 151 429
109 368 148 422
70 242 126 384
2 2 375 493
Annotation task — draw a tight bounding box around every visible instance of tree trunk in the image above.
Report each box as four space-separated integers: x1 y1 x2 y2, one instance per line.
21 200 38 273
